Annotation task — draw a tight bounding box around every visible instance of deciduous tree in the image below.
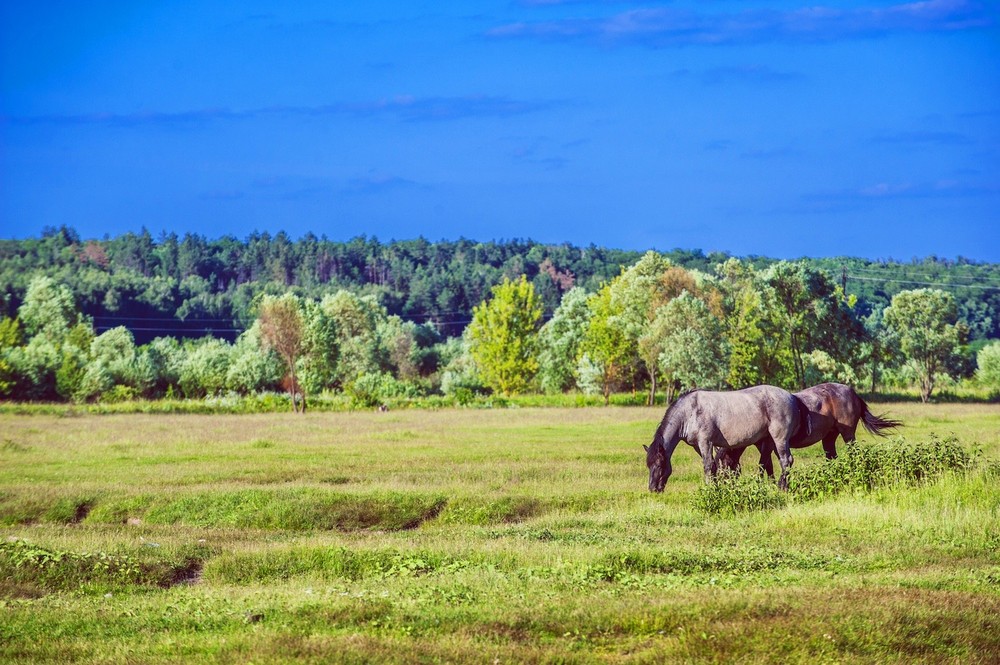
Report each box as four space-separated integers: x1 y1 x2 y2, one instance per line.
467 275 542 395
883 289 967 402
258 294 307 412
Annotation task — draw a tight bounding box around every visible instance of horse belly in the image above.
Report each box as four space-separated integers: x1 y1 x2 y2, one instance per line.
712 421 769 450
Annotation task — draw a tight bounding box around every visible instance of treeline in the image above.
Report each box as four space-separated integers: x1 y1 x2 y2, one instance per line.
0 227 658 341
2 232 998 406
2 227 997 346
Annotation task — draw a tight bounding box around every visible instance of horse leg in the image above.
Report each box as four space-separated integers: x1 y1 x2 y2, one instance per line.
718 446 744 475
774 439 794 491
696 440 716 482
756 439 776 478
821 431 839 460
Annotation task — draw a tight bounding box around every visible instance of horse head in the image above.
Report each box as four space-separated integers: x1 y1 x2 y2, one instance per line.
644 441 668 493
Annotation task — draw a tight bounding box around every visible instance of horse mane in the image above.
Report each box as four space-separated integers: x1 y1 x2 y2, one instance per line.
654 389 702 442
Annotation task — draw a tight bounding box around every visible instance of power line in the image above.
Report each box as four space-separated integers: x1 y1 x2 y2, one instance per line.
94 326 242 333
848 275 1000 291
847 268 1000 287
91 315 237 322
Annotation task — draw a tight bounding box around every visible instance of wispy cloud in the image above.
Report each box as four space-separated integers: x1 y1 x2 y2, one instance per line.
871 130 973 146
672 65 804 85
247 175 338 201
806 178 999 206
487 0 993 47
345 171 424 194
199 190 245 201
740 146 801 160
506 136 571 170
4 95 552 128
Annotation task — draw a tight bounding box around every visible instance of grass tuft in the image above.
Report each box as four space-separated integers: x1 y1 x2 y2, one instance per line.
0 538 207 593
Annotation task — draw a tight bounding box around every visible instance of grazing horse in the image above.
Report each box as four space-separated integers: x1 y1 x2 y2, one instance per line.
718 382 902 476
644 385 806 492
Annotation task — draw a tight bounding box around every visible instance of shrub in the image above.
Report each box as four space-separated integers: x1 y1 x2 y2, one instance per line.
977 341 1000 394
789 436 974 501
346 372 421 408
695 437 977 513
693 470 788 516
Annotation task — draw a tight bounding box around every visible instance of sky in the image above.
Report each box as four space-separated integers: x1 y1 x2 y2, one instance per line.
1 0 998 262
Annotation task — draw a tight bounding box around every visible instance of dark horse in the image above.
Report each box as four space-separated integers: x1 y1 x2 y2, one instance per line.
645 385 806 492
718 382 902 476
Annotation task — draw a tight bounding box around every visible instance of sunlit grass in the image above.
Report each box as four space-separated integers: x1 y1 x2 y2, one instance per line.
1 403 998 662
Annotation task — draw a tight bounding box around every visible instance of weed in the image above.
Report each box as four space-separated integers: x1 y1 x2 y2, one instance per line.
439 496 543 525
790 436 975 501
0 539 168 591
693 470 788 516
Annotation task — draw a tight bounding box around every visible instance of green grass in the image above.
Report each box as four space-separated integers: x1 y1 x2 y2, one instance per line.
0 403 998 663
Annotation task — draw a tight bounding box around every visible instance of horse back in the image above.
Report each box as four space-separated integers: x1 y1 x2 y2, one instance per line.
690 386 798 449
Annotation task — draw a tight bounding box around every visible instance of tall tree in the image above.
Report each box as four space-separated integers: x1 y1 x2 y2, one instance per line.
976 341 1000 393
467 275 543 395
537 287 591 394
0 318 23 398
579 284 630 404
19 275 79 340
608 251 675 402
883 288 968 402
257 294 307 412
718 259 768 389
648 292 728 399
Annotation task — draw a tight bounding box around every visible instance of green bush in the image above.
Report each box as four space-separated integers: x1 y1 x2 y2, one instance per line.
693 470 788 516
346 372 421 408
695 437 977 513
789 436 974 501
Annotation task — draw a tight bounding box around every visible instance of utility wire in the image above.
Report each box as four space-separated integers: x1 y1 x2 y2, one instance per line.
848 275 1000 291
847 268 1000 287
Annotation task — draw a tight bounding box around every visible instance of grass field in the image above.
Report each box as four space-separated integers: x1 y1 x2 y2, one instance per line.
1 402 998 663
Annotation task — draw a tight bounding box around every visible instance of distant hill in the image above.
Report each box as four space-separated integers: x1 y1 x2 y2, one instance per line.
2 226 998 343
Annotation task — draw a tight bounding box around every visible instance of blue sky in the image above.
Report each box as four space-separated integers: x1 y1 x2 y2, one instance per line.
2 1 998 261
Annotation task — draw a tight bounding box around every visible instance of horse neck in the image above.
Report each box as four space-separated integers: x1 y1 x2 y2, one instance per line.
655 411 684 454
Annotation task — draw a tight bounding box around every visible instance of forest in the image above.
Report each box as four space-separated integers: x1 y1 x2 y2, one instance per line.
1 226 998 406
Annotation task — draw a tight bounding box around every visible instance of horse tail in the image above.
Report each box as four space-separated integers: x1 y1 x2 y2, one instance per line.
857 393 902 437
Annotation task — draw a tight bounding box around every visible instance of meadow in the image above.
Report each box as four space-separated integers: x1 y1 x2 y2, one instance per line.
1 402 998 663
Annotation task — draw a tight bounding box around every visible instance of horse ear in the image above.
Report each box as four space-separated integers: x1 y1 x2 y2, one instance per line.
643 444 649 452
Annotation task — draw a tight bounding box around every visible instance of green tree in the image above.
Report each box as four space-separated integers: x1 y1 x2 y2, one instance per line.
975 340 1000 393
537 287 591 394
883 289 968 402
0 318 24 397
143 337 185 397
298 298 339 394
226 323 283 394
257 294 307 412
857 307 901 393
718 259 767 389
178 337 232 399
608 251 676 403
467 275 543 395
56 323 95 401
78 326 147 402
319 291 385 389
579 284 631 404
650 292 728 398
19 275 79 339
438 334 486 398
